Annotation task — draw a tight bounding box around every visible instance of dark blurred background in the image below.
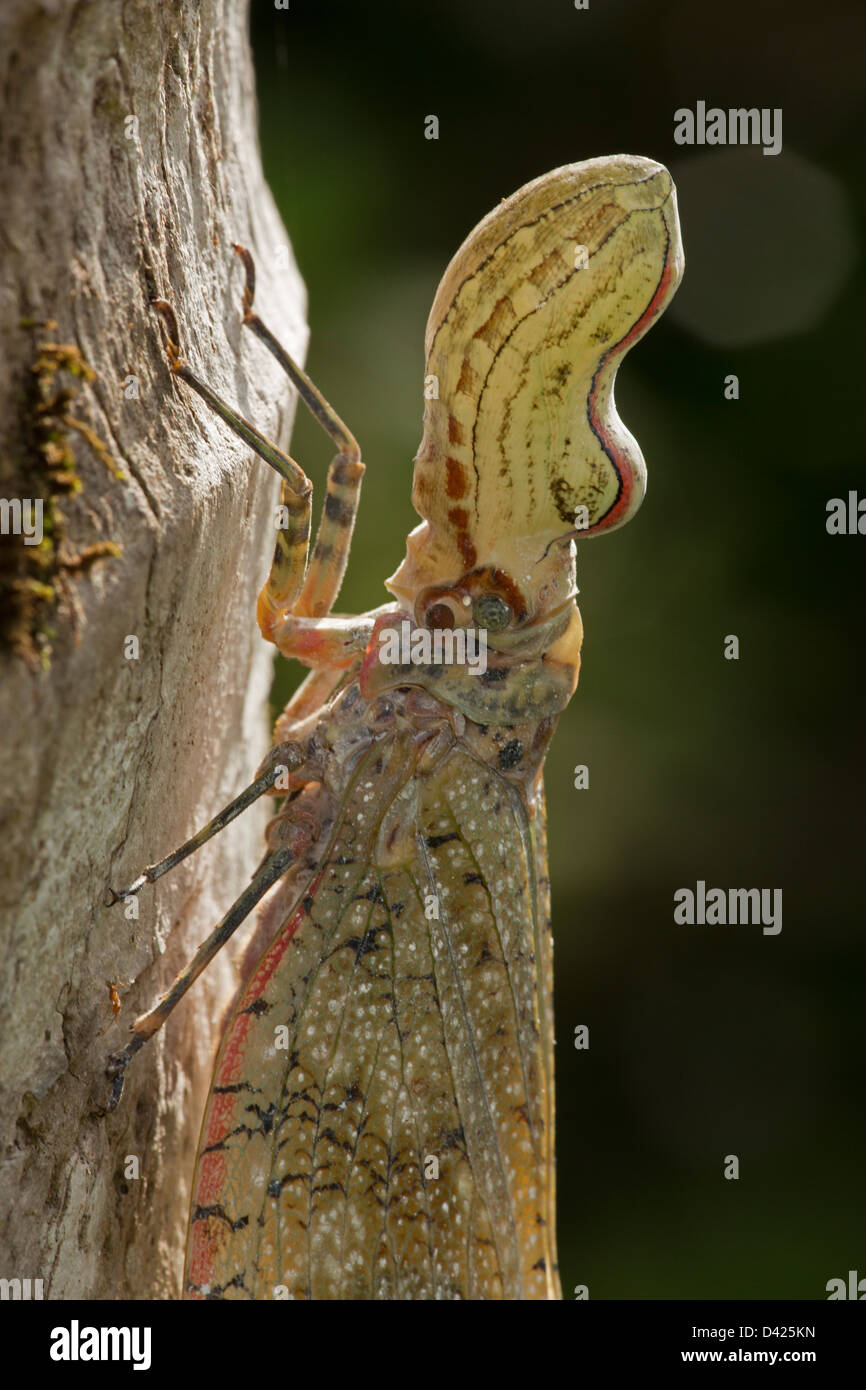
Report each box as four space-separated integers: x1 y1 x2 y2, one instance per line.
250 0 865 1298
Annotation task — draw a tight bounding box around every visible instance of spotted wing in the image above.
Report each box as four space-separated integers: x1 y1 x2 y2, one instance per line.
185 731 557 1300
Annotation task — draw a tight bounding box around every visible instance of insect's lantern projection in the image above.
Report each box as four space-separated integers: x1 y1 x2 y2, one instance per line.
107 155 683 1300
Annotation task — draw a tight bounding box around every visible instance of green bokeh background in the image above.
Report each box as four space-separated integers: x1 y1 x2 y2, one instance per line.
249 0 865 1298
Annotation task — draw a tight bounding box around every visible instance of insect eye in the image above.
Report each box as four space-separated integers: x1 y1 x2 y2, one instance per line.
423 592 474 629
425 602 456 630
472 593 513 632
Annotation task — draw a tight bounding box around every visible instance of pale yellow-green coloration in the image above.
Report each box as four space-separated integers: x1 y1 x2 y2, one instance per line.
388 155 684 620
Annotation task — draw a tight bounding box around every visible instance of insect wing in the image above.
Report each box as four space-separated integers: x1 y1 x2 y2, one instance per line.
185 730 557 1300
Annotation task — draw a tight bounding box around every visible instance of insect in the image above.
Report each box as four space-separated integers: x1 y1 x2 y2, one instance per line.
105 979 123 1017
106 154 683 1300
95 979 125 1038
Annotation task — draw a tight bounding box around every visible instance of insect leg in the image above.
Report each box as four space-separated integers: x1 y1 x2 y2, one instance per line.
233 245 365 624
152 290 371 665
106 742 307 904
278 666 346 727
151 299 313 618
105 844 295 1111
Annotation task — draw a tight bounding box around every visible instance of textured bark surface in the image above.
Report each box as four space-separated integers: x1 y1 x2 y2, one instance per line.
0 0 306 1297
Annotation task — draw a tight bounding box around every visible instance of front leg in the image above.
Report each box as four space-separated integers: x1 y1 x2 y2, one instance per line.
152 245 368 662
267 603 396 669
233 246 366 626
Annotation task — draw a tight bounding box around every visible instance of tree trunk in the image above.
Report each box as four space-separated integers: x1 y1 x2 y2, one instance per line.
0 0 305 1298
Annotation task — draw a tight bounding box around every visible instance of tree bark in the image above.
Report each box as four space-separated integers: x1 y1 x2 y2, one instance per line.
0 0 306 1298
